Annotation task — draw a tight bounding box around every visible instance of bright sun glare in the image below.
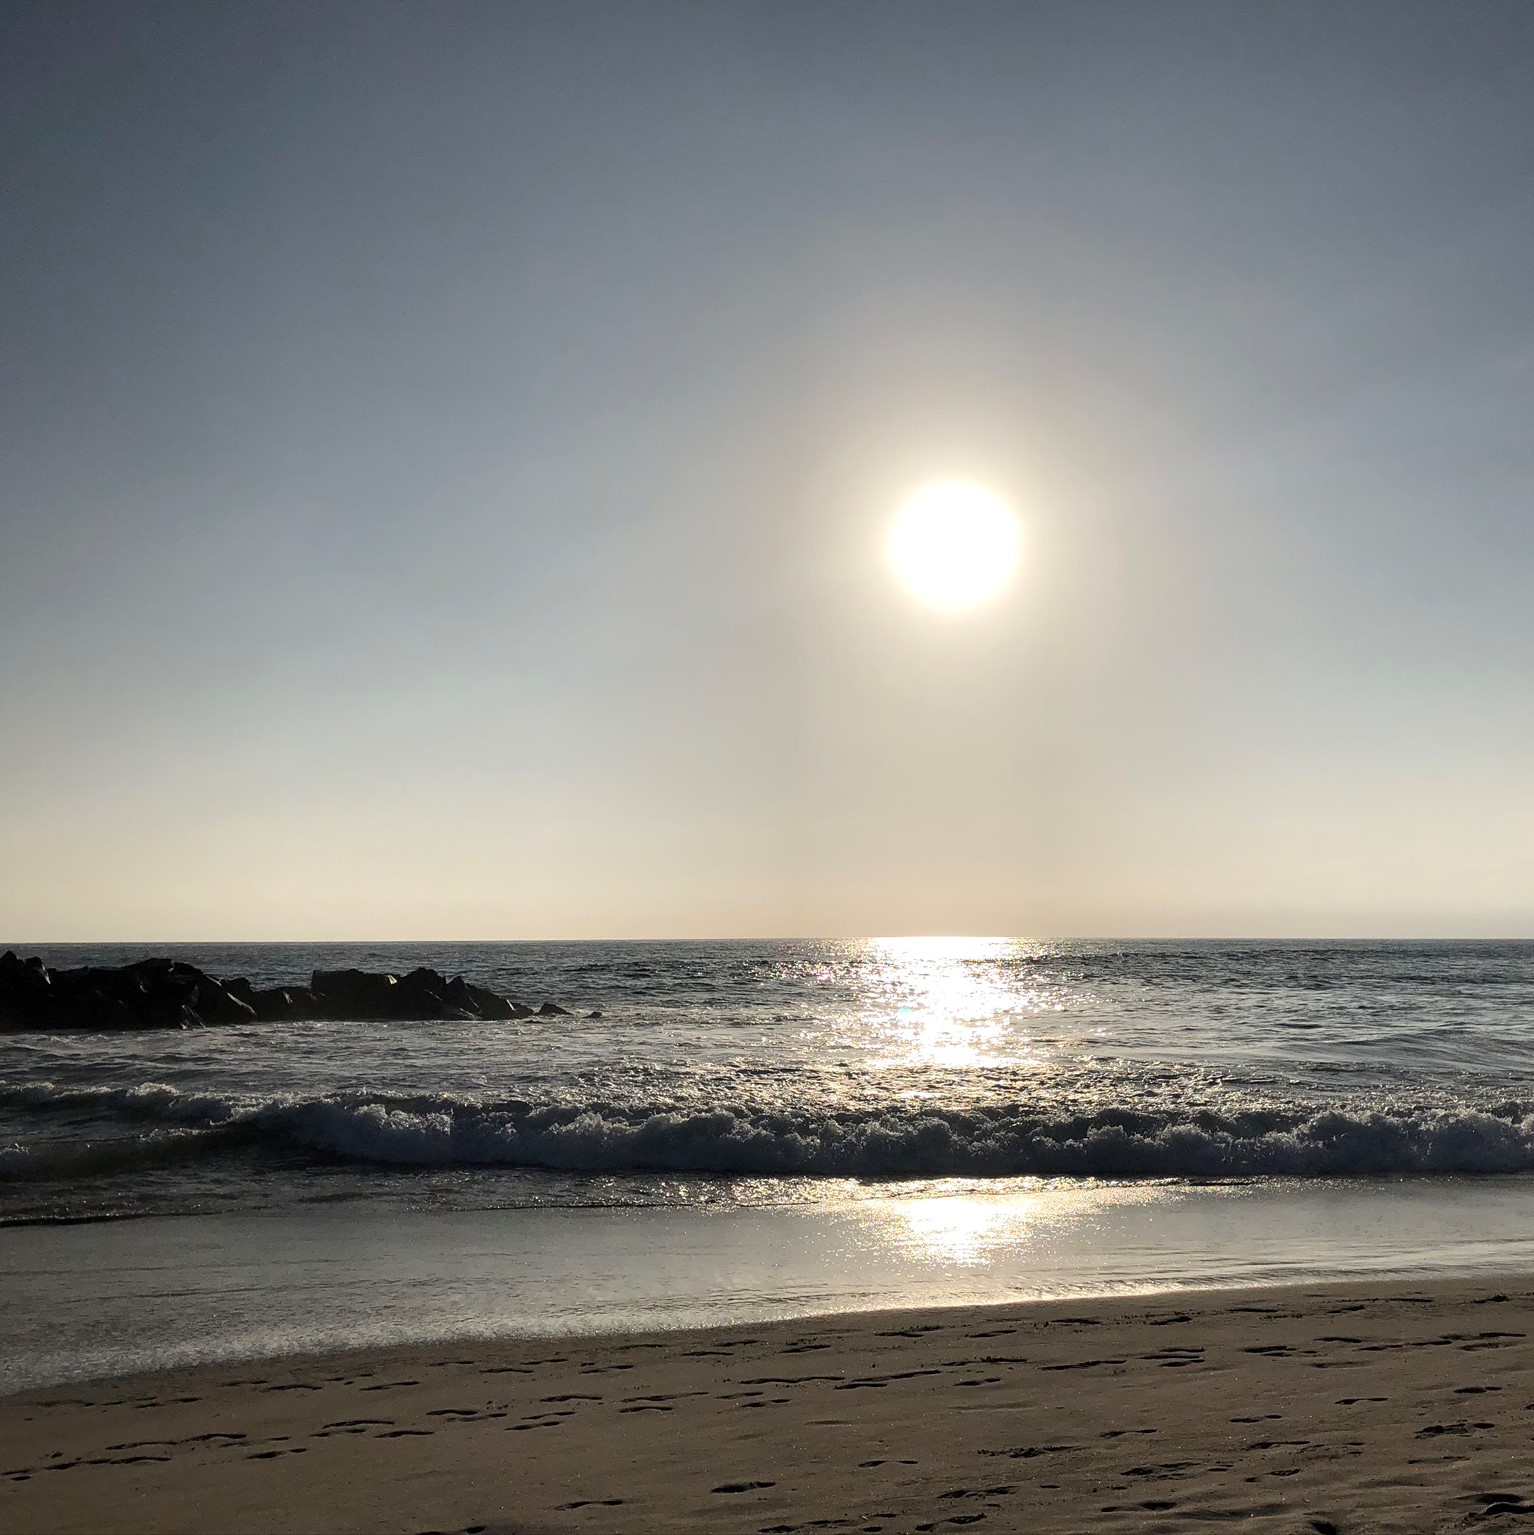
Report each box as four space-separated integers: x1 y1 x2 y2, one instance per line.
888 482 1021 611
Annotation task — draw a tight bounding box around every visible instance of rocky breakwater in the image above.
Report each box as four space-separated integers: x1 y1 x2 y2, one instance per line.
0 952 576 1032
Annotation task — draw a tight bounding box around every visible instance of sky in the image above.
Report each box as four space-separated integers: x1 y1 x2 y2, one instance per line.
2 0 1532 941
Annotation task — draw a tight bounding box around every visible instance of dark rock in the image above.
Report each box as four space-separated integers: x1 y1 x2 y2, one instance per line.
311 968 403 1020
396 967 456 1018
0 951 52 1027
400 966 444 990
309 966 488 1021
48 961 206 1029
250 987 320 1022
537 1001 570 1016
0 956 568 1032
0 950 46 981
439 973 535 1019
464 982 515 1019
189 979 258 1025
109 959 257 1029
41 988 140 1030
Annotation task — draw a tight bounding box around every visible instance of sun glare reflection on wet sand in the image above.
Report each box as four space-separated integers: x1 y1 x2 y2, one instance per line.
864 1181 1163 1269
892 1189 1048 1265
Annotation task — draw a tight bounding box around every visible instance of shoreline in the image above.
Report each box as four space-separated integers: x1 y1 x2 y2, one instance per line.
7 1274 1534 1533
11 1180 1534 1399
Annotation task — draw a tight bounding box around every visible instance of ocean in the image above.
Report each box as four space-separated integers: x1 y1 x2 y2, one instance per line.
4 938 1534 1391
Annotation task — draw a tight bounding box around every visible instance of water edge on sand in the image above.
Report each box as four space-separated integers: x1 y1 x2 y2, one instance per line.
7 1173 1534 1396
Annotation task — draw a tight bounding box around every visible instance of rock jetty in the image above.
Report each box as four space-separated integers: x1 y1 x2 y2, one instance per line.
0 952 573 1032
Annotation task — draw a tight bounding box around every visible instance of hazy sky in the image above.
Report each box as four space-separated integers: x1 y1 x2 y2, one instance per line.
4 1 1532 940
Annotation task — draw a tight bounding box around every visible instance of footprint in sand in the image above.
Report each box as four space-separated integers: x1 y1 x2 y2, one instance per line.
744 1374 845 1385
1471 1492 1531 1520
1145 1348 1203 1368
978 1445 1070 1459
1122 1461 1208 1481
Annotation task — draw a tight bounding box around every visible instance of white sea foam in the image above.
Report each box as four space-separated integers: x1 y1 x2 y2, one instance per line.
6 1080 1534 1180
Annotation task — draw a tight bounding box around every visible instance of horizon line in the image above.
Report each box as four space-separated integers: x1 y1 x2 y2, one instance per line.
6 934 1533 946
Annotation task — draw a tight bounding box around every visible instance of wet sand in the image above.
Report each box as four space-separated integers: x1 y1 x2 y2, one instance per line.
5 1276 1533 1534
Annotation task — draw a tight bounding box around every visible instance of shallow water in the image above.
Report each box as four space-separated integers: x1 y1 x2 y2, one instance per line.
6 1175 1534 1394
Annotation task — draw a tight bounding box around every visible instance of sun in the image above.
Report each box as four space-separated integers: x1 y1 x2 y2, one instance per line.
887 482 1021 610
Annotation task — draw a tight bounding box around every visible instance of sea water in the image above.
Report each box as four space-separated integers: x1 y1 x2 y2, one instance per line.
3 939 1533 1390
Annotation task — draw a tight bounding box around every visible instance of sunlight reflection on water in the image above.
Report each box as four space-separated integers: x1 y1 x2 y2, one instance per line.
890 1191 1046 1265
871 1180 1161 1266
858 936 1075 1068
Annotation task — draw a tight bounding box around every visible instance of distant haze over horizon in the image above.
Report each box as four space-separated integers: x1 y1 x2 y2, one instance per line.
7 934 1534 951
4 2 1532 942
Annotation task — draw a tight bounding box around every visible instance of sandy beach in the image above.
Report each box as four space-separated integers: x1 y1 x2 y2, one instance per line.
5 1276 1534 1534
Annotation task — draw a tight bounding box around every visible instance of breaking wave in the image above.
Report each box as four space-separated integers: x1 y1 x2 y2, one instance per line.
6 1080 1534 1181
